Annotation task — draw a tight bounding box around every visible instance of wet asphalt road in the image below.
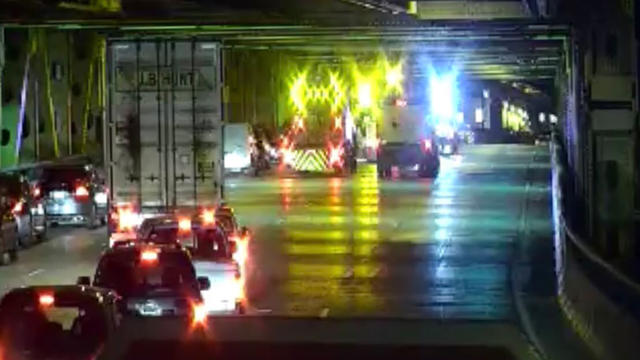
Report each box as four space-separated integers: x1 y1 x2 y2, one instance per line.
0 144 553 322
231 143 553 319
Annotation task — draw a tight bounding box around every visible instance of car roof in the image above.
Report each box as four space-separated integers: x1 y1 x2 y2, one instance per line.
1 285 117 306
141 214 225 229
103 243 189 257
40 164 89 171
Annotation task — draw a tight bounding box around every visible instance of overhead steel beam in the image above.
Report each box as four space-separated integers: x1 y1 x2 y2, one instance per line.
522 0 539 17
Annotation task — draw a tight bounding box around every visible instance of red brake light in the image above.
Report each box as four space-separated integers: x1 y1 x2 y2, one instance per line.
32 186 41 198
328 144 344 167
140 250 159 262
202 210 215 226
11 201 23 214
178 218 192 233
192 303 207 325
74 185 89 199
115 205 138 232
39 294 54 307
394 98 407 107
422 139 433 153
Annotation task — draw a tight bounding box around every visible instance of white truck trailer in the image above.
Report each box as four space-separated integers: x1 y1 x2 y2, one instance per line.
104 39 224 239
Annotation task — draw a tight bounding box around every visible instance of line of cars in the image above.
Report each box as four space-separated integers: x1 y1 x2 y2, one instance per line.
0 201 249 359
0 159 108 266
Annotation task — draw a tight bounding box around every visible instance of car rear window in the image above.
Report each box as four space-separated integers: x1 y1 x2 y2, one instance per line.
41 167 88 183
94 252 198 297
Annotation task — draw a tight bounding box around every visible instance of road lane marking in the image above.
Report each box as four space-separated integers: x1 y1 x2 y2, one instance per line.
27 269 44 277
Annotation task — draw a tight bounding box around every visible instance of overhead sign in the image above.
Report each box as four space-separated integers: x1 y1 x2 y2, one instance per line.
416 1 529 20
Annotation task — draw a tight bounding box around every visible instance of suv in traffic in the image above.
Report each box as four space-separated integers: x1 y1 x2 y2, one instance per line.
79 245 210 320
29 163 107 228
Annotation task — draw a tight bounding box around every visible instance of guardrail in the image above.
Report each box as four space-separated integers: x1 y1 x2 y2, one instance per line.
551 135 640 360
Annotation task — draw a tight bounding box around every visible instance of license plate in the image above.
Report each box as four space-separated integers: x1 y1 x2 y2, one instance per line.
51 191 68 200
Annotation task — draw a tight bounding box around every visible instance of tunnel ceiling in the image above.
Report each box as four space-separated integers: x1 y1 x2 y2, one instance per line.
2 0 567 81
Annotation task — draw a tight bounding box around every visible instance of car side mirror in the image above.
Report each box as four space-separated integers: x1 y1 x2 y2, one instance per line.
77 276 91 286
197 276 211 291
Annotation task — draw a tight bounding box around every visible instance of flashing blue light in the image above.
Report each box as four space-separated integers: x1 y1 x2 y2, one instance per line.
429 71 458 121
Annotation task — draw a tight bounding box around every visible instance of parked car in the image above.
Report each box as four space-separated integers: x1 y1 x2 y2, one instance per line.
28 163 107 228
0 172 46 247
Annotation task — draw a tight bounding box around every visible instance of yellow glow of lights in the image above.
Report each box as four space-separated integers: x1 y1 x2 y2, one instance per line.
290 72 308 116
357 82 373 108
385 61 404 93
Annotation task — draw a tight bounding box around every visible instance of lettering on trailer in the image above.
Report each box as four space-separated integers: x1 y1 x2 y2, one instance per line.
115 66 214 92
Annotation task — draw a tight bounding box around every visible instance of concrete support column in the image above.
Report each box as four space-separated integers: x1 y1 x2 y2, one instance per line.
583 2 637 263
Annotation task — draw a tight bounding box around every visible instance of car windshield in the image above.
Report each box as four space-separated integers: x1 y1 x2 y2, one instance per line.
94 252 198 298
145 227 180 244
40 167 87 184
192 228 229 260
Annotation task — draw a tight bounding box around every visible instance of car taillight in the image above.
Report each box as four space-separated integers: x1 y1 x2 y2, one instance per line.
39 294 54 307
201 210 215 226
74 185 89 199
192 303 207 326
116 206 138 232
328 144 344 168
11 201 23 215
422 139 433 153
32 186 41 198
178 218 192 233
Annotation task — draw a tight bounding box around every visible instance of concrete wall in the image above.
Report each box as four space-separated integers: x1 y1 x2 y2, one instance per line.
223 49 279 131
553 140 640 360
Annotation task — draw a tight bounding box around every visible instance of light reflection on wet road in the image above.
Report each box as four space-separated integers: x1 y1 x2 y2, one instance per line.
228 144 552 319
0 144 552 322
